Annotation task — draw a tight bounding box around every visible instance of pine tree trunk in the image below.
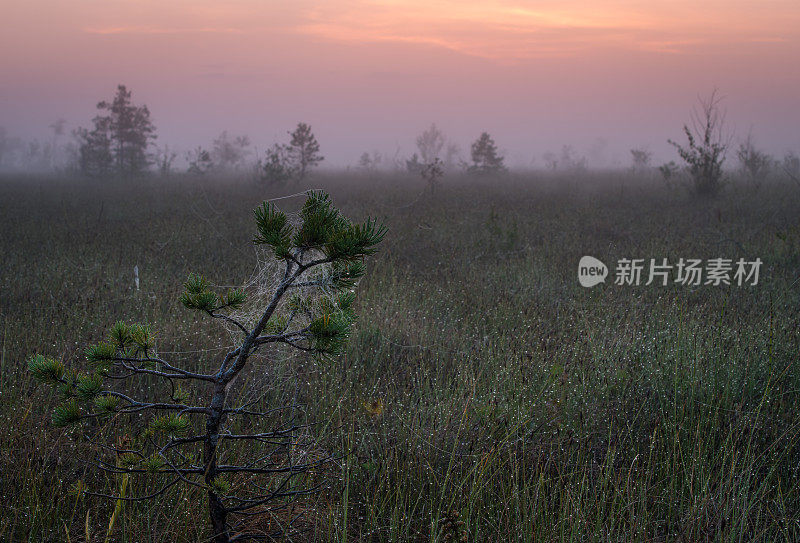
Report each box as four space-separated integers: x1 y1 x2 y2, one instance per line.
208 489 228 543
205 384 229 543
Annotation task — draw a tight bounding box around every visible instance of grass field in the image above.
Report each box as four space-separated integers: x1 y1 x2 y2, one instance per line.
1 171 799 542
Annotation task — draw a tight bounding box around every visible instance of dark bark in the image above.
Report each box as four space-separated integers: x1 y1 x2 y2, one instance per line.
205 382 230 542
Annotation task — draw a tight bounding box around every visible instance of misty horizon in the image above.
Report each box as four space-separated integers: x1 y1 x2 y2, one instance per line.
1 84 796 172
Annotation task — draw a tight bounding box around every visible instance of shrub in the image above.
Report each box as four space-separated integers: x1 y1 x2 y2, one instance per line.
668 89 730 197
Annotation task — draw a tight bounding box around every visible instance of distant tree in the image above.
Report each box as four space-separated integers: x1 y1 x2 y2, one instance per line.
388 146 405 172
559 145 587 173
416 124 445 164
444 142 461 170
468 132 505 175
405 153 424 175
358 151 381 173
288 122 323 180
49 119 67 169
658 161 679 186
0 127 25 169
782 152 800 186
542 151 558 171
187 147 214 176
259 143 295 186
359 152 372 170
421 157 444 193
76 85 156 177
101 85 156 175
736 132 772 188
74 119 114 178
20 139 53 171
211 131 251 171
668 89 730 196
156 145 178 176
630 148 652 171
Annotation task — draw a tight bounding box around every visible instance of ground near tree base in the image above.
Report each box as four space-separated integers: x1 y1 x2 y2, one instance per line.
1 171 799 541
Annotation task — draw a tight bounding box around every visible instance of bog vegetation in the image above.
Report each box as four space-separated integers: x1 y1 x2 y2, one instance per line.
2 84 800 541
1 168 799 541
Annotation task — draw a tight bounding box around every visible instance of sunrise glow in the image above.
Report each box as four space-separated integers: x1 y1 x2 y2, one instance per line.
2 0 799 165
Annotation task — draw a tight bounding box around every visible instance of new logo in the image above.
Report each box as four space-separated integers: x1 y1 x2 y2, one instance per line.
578 256 608 287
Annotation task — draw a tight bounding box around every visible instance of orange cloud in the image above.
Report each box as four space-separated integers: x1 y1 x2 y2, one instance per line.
293 0 798 61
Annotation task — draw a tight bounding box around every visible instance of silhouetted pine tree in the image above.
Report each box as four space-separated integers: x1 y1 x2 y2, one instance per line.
288 122 323 180
468 132 506 175
76 85 156 177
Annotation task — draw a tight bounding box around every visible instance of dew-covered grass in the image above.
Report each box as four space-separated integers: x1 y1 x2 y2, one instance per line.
1 171 799 541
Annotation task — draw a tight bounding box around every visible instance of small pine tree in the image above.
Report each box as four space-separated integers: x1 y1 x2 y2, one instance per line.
259 143 295 186
468 132 506 175
358 151 381 173
421 157 444 193
288 122 323 181
211 131 251 171
187 146 214 175
28 191 386 543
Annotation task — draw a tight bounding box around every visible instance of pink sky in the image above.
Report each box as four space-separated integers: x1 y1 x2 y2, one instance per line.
2 0 799 166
